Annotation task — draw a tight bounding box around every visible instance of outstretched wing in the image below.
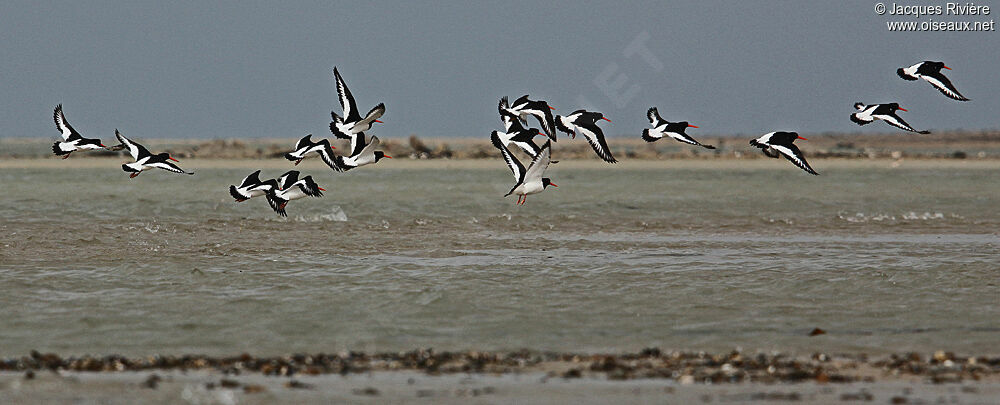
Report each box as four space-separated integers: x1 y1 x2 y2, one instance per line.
881 113 929 134
149 161 194 175
522 140 552 184
265 190 288 217
921 72 969 101
115 130 150 161
53 104 80 141
238 170 263 188
357 103 385 128
491 130 525 182
770 143 818 175
333 67 360 122
576 122 616 163
646 107 662 125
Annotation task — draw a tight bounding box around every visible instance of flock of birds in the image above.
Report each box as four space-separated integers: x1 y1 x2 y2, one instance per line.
50 61 969 212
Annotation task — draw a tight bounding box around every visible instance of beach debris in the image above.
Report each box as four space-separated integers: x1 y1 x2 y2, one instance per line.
143 373 161 389
1 349 997 385
809 327 826 336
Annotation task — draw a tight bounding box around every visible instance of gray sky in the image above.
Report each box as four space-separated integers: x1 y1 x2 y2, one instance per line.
1 0 997 141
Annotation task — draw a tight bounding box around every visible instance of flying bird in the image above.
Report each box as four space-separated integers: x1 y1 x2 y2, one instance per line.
51 104 107 158
496 97 548 157
897 61 969 101
503 95 557 141
641 107 715 149
115 130 194 178
555 110 617 163
322 134 391 172
850 103 930 134
265 174 325 217
749 131 818 175
330 67 385 137
491 131 557 205
229 170 280 202
284 134 336 165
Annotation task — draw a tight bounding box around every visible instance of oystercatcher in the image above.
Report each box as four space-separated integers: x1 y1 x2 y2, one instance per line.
555 110 617 163
115 130 194 178
490 131 556 205
504 95 557 141
229 170 280 202
850 102 931 134
284 134 336 165
496 97 547 157
749 131 818 175
897 61 969 101
265 175 325 217
322 134 391 172
641 107 715 149
51 104 107 158
330 67 385 137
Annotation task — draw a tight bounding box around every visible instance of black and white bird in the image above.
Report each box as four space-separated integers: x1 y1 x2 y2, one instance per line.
115 130 194 178
502 95 557 141
330 67 385 137
897 61 969 101
496 97 548 157
284 134 336 165
322 134 391 172
491 131 557 205
850 102 930 134
51 104 107 158
229 170 280 202
265 174 325 217
641 107 715 149
749 131 818 175
555 110 617 163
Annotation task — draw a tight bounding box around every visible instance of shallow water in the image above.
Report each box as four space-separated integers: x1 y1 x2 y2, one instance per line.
1 160 998 356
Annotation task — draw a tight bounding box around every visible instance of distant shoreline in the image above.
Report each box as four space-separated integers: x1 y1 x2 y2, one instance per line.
4 130 1000 161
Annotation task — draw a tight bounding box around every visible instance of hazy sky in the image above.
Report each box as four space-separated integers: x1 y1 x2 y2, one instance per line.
1 1 997 141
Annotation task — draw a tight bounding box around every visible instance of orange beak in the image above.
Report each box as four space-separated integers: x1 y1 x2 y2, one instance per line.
318 187 326 191
550 183 558 187
549 106 556 110
688 124 699 128
943 65 951 70
797 136 808 141
374 120 383 123
384 155 392 159
169 157 179 162
898 107 907 112
602 117 611 122
100 144 106 147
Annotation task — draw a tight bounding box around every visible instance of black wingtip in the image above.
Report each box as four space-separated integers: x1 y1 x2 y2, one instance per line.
702 144 716 150
917 130 931 134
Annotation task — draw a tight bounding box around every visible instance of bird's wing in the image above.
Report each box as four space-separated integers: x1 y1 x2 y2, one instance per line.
523 140 552 183
333 67 360 121
880 113 926 133
149 161 193 175
53 104 80 141
576 122 617 163
664 131 704 147
921 72 969 101
771 143 818 175
646 107 661 125
510 139 541 157
238 170 263 188
491 130 525 182
357 103 386 128
115 130 149 161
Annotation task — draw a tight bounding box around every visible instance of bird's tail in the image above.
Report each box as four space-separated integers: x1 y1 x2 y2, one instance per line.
640 128 659 142
897 68 918 81
52 142 71 156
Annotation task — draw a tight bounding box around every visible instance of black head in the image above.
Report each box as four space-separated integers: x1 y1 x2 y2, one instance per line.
374 151 392 162
81 138 105 148
927 61 947 70
853 102 866 110
542 178 558 189
886 102 903 111
157 152 179 162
